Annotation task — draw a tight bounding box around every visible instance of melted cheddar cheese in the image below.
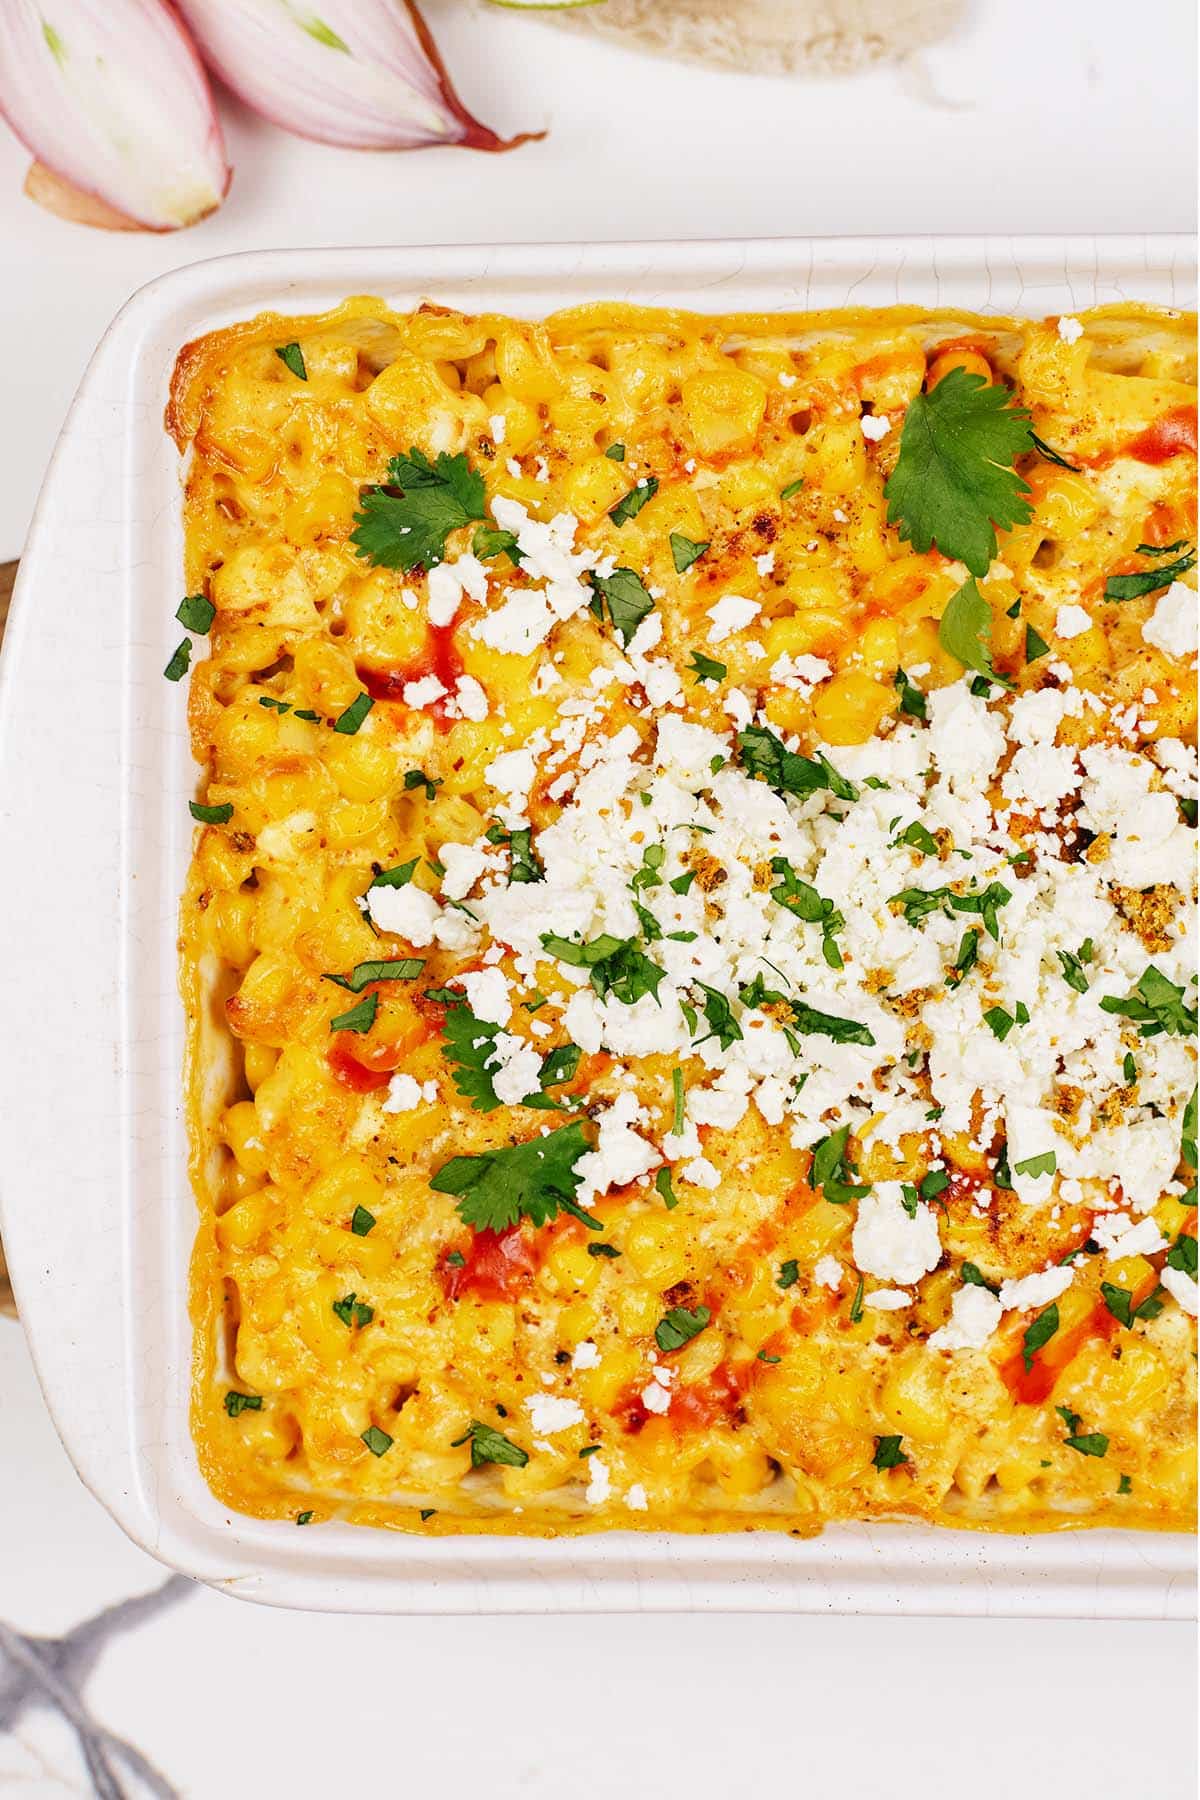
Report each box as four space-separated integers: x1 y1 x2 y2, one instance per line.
170 298 1197 1537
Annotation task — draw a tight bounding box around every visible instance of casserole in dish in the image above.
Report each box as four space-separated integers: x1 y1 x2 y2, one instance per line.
0 238 1195 1611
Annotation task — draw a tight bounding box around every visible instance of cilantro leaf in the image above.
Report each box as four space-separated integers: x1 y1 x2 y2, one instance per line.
455 1420 529 1469
776 1259 799 1289
324 958 424 994
610 477 658 525
787 1002 874 1047
361 1425 393 1456
190 800 233 825
486 822 543 885
671 532 710 573
883 367 1034 575
350 1205 376 1237
809 1124 870 1204
431 1121 595 1233
332 1292 374 1329
370 858 419 890
275 342 307 380
333 692 373 735
472 523 523 566
176 592 215 633
688 651 726 685
1100 965 1197 1038
163 639 191 682
588 567 655 646
330 993 378 1034
1166 1233 1197 1278
693 983 743 1051
351 448 487 571
224 1391 261 1417
873 1434 909 1470
737 724 857 802
540 933 666 1006
1064 1431 1109 1459
1022 1303 1059 1371
654 1305 711 1352
1104 546 1196 602
938 578 1012 686
440 1000 505 1112
1025 623 1051 662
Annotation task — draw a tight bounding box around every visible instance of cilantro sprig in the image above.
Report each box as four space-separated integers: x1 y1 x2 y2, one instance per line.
884 367 1034 575
431 1121 596 1233
351 448 487 572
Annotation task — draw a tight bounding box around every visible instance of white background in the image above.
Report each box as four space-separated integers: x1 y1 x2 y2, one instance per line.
0 0 1195 1793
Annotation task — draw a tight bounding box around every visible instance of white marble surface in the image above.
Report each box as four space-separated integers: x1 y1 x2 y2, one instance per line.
0 0 1195 559
0 2 1195 1792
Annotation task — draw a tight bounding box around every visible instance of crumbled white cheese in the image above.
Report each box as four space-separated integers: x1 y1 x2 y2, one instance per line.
365 881 439 944
571 1340 600 1371
381 1074 421 1114
524 1394 584 1435
584 1455 611 1504
1055 603 1093 640
1162 1266 1199 1316
927 1284 1002 1351
402 674 448 710
454 966 512 1026
488 1032 543 1107
859 413 891 441
706 594 761 644
852 1186 942 1286
1141 581 1197 661
813 1255 843 1291
1057 315 1085 344
624 1483 648 1511
998 1265 1074 1312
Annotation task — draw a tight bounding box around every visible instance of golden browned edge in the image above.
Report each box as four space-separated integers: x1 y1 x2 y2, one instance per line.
173 300 1197 1539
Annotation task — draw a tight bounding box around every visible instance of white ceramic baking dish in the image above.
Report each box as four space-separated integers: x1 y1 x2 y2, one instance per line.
0 236 1195 1616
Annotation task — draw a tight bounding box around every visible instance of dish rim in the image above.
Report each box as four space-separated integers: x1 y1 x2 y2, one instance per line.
0 234 1195 1615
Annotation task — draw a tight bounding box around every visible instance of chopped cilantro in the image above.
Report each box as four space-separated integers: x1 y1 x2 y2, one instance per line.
486 822 544 885
654 1305 711 1352
189 800 233 825
670 532 709 573
1022 1303 1059 1371
540 932 666 1006
350 1205 376 1237
176 592 215 633
1104 546 1196 602
224 1391 261 1418
163 639 191 682
1029 432 1080 472
777 1259 799 1290
655 1166 677 1209
404 768 442 801
810 1124 870 1205
275 341 307 380
1013 1151 1056 1179
455 1420 528 1469
609 476 658 525
873 1435 909 1470
1024 622 1051 662
588 566 656 645
329 993 378 1034
332 1292 374 1329
1100 965 1196 1038
688 650 726 685
472 523 522 566
604 442 626 461
333 692 373 735
780 478 805 501
324 958 424 994
738 724 857 802
361 1425 393 1456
